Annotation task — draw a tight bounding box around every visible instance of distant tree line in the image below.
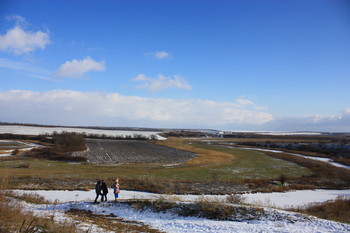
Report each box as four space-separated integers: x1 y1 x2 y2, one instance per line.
0 132 158 141
0 133 50 142
164 131 208 138
83 133 158 140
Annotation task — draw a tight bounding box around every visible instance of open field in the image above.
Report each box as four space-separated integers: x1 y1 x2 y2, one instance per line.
77 138 195 164
0 137 315 193
0 129 349 194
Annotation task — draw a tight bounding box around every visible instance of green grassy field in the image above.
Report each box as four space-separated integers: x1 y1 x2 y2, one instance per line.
0 141 312 185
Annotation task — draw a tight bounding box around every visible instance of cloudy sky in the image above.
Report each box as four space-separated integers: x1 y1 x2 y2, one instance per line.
0 0 350 132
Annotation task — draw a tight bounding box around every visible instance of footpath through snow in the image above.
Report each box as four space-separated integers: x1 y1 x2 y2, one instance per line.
13 189 350 233
15 188 350 208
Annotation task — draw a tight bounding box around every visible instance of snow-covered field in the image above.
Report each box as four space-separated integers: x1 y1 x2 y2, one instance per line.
0 139 41 157
13 189 350 233
0 125 166 140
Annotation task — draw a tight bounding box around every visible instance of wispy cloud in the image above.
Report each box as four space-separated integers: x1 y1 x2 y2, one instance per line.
54 57 105 78
6 15 27 26
236 98 254 106
0 56 105 80
154 51 172 59
0 58 51 77
0 90 274 128
0 16 51 55
146 51 172 60
132 74 192 91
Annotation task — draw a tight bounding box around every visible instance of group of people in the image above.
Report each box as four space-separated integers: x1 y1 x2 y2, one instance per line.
94 178 120 203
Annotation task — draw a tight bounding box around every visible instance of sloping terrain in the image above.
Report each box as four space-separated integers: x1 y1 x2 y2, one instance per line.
78 139 195 164
13 189 350 233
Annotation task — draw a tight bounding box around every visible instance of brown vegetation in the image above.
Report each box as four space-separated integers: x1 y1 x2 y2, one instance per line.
154 137 235 165
23 132 88 162
66 208 162 233
52 132 86 152
264 151 350 188
290 196 350 223
128 196 267 221
0 175 78 233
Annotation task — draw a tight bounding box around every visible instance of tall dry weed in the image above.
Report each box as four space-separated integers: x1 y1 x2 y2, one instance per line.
0 174 78 232
293 196 350 223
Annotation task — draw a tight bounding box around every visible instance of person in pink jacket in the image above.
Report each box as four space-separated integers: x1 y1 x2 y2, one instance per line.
113 178 120 202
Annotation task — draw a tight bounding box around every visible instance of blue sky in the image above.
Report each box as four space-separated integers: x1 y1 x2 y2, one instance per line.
1 0 350 131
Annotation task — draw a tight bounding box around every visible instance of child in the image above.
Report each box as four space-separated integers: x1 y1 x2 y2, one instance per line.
113 178 120 202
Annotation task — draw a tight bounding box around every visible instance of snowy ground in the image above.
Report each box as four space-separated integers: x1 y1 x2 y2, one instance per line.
0 139 41 157
0 125 166 140
14 189 350 209
12 189 350 233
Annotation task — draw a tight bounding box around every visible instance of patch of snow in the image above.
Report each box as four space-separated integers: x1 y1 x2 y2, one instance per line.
242 189 350 209
0 152 12 157
11 190 350 233
0 139 42 157
14 188 350 209
12 198 109 233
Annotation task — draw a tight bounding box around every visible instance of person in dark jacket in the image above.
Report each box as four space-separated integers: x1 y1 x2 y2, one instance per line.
101 180 108 202
94 180 102 203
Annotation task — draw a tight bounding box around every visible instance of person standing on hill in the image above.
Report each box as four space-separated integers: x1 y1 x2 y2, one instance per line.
101 180 108 202
113 178 120 202
94 180 102 203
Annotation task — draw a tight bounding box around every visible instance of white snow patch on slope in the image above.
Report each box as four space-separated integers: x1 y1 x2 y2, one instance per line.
13 194 350 233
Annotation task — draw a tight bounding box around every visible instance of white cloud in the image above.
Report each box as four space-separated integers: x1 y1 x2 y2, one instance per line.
145 51 172 60
132 74 192 91
235 98 268 111
264 110 350 132
2 89 348 132
0 90 273 128
154 51 172 59
0 19 51 55
55 57 105 78
236 98 254 106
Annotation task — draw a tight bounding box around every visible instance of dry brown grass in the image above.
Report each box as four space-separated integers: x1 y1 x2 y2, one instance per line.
264 152 350 180
0 175 78 233
154 137 235 165
290 196 350 223
128 196 266 221
333 157 350 166
8 191 52 205
66 208 162 233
